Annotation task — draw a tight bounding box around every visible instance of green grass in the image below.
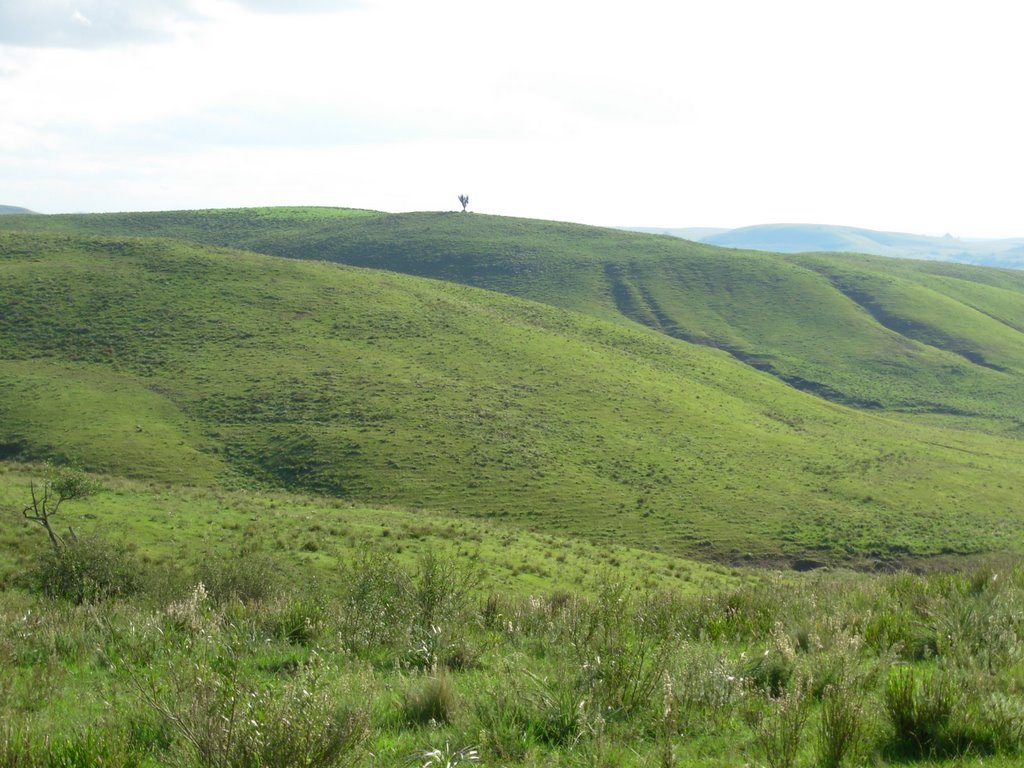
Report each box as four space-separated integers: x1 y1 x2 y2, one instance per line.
0 462 744 597
5 207 1023 430
4 206 1024 764
2 230 1024 563
0 358 222 482
2 228 1024 564
5 530 1024 767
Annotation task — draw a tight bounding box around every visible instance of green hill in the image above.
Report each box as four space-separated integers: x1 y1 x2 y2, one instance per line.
5 208 1024 432
2 227 1024 566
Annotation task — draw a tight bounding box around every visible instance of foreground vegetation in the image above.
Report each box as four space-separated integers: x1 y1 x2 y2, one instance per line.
1 465 1022 766
5 513 1024 766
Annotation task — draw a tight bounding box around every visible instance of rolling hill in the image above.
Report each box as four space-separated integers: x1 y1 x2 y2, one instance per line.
2 220 1024 567
5 208 1023 432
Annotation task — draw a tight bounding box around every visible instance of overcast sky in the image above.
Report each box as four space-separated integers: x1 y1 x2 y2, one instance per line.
1 0 1021 236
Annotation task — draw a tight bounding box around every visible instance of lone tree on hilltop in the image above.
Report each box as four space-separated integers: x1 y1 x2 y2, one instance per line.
458 194 469 212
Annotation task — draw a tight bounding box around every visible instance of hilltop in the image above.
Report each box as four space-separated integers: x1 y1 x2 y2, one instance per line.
2 216 1024 567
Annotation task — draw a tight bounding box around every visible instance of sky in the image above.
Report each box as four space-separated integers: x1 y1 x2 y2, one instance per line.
1 0 1022 236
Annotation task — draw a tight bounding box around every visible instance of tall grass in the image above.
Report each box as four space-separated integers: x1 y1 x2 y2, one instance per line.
4 550 1024 766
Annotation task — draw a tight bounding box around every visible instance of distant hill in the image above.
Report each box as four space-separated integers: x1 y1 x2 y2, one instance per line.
623 226 731 241
629 222 1024 269
0 205 33 215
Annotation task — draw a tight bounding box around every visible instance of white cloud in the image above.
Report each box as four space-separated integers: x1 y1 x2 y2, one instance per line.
231 0 362 13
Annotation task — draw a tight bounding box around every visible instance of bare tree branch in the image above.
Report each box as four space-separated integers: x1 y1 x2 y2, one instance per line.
21 466 98 551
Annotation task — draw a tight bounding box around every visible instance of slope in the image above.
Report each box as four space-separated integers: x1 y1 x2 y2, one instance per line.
0 463 738 597
4 209 1024 432
2 230 1024 565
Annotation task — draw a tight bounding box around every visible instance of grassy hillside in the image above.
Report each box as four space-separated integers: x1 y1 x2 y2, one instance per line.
3 229 1024 565
5 208 1023 433
0 463 738 597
